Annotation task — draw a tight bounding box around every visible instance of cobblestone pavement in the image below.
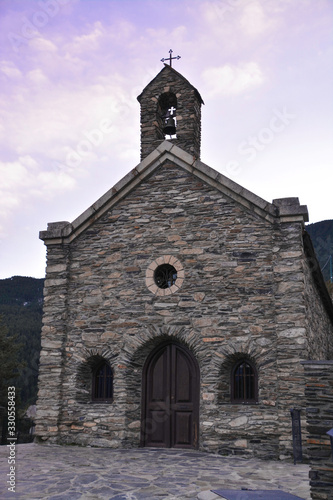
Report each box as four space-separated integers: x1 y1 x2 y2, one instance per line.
0 444 310 499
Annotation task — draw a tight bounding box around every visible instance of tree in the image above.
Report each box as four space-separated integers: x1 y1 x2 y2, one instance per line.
0 318 23 408
326 281 333 301
0 277 43 408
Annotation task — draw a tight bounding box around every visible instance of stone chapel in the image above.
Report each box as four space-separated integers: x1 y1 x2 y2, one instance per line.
35 64 333 460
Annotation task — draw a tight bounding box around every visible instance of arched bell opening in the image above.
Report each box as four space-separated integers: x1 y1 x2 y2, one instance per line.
157 92 177 140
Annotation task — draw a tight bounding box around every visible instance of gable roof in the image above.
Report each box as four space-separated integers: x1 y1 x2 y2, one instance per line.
40 141 308 245
137 64 204 105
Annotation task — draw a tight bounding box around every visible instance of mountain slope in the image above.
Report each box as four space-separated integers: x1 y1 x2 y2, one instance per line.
0 276 44 408
306 220 333 283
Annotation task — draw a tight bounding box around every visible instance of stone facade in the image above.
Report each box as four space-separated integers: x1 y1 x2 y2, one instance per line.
303 233 333 360
35 67 333 461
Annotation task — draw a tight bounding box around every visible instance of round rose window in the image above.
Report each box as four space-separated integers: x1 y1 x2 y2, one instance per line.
146 256 184 296
154 264 177 289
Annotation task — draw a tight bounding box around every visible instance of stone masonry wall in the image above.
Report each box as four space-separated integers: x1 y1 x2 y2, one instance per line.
302 361 333 500
302 241 333 360
35 242 70 442
36 162 317 459
273 221 310 459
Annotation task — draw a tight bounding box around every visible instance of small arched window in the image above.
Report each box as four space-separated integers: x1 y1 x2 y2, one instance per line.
231 360 258 403
92 362 113 402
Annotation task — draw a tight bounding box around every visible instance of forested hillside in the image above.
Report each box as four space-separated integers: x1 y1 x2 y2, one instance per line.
306 220 333 283
0 276 44 409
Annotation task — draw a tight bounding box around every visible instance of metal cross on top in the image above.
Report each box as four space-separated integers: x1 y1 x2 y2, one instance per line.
161 49 181 67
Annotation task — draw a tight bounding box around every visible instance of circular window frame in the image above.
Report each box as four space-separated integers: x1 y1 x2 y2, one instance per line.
146 255 184 296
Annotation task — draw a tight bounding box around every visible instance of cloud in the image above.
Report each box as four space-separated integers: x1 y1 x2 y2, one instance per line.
66 21 104 53
198 0 281 54
0 45 140 236
0 159 28 191
27 68 49 84
240 1 272 37
0 60 22 79
108 20 135 42
29 36 58 52
202 62 264 96
0 154 79 237
0 158 31 235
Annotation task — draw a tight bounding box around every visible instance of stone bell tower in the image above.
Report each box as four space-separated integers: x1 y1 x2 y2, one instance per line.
137 64 204 161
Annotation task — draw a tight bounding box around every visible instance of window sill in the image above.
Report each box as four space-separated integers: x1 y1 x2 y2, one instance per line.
219 401 259 406
90 400 113 404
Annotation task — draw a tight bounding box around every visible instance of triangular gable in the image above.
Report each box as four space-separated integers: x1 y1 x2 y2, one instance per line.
40 141 308 244
137 65 204 105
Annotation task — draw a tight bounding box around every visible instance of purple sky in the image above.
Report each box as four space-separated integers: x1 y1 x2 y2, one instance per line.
0 0 332 278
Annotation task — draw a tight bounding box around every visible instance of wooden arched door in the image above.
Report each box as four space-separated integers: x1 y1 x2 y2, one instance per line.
141 341 199 449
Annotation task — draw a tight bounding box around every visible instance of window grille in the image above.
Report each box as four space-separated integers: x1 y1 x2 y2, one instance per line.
231 360 257 403
154 264 177 289
92 362 113 401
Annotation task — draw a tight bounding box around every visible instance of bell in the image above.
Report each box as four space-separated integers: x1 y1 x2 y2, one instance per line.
163 116 176 135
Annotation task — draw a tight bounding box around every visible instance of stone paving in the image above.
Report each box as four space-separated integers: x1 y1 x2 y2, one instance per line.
0 444 310 499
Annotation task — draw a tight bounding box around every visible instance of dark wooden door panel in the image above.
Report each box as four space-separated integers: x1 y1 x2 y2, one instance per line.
149 348 168 402
146 410 168 446
142 342 199 449
174 348 191 402
173 411 193 448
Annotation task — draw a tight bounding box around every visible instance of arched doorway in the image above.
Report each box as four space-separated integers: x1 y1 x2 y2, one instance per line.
141 341 199 449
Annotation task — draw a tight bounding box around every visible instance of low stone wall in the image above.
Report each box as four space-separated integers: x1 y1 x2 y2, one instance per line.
302 361 333 499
